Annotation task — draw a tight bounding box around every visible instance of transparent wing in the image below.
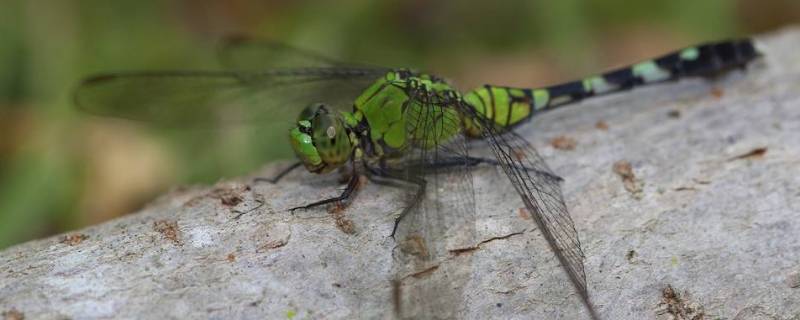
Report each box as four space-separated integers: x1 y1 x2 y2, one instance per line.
461 103 596 315
389 96 476 318
218 36 372 70
74 68 389 126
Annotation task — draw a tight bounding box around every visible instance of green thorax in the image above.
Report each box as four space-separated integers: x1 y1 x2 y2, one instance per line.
340 70 541 160
342 70 464 158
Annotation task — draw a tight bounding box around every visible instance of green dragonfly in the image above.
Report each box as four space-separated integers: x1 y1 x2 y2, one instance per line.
74 37 759 318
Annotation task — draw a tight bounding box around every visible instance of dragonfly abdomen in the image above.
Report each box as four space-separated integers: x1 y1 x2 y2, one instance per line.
547 39 759 106
462 39 759 136
461 86 540 137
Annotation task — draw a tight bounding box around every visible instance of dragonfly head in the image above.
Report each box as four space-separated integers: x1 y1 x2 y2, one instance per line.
290 103 354 174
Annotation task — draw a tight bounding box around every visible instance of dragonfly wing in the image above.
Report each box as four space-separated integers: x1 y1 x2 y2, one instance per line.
388 98 476 318
74 68 388 126
462 104 597 316
218 36 375 70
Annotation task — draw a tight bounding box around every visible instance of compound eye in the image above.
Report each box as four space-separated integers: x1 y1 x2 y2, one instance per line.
326 126 336 139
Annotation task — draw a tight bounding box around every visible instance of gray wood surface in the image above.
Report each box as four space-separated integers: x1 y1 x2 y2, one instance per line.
2 27 799 319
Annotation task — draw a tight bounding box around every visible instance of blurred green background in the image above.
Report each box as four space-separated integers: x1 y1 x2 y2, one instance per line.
1 0 798 249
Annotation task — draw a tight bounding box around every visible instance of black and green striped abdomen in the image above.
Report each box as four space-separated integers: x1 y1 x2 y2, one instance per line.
463 39 759 136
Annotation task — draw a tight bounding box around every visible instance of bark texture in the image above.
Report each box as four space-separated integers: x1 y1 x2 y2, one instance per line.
2 28 800 319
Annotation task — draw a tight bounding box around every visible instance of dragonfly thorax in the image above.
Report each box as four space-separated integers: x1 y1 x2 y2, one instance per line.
289 103 355 174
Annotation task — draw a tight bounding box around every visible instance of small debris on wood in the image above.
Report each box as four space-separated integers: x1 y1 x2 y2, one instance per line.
188 184 266 220
786 270 800 288
210 186 246 207
253 223 291 253
334 214 356 234
60 233 88 246
399 234 429 259
595 120 609 130
256 239 288 253
728 147 768 161
329 203 356 234
710 87 724 98
673 187 697 192
626 250 638 263
656 285 706 320
550 135 577 150
153 220 181 245
184 185 253 209
612 161 633 178
518 207 531 220
1 308 24 320
613 160 643 198
226 253 236 263
220 194 243 207
667 110 681 118
450 231 525 256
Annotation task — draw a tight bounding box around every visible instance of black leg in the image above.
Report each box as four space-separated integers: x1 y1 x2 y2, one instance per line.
231 198 265 220
465 157 563 182
289 169 360 212
364 165 426 238
411 156 564 182
254 162 302 184
390 178 425 238
407 156 506 169
364 156 562 239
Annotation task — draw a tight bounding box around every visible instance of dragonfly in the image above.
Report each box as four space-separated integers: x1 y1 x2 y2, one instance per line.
74 37 759 319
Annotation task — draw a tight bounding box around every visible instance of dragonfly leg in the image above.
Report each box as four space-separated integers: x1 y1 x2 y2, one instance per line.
419 156 564 182
390 180 424 238
288 169 360 212
363 165 426 238
254 162 302 184
467 157 563 182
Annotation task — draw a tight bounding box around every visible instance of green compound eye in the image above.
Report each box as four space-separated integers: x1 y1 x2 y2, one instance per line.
289 127 323 172
288 104 354 174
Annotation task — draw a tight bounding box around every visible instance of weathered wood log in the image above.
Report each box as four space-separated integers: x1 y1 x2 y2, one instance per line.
2 27 799 319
